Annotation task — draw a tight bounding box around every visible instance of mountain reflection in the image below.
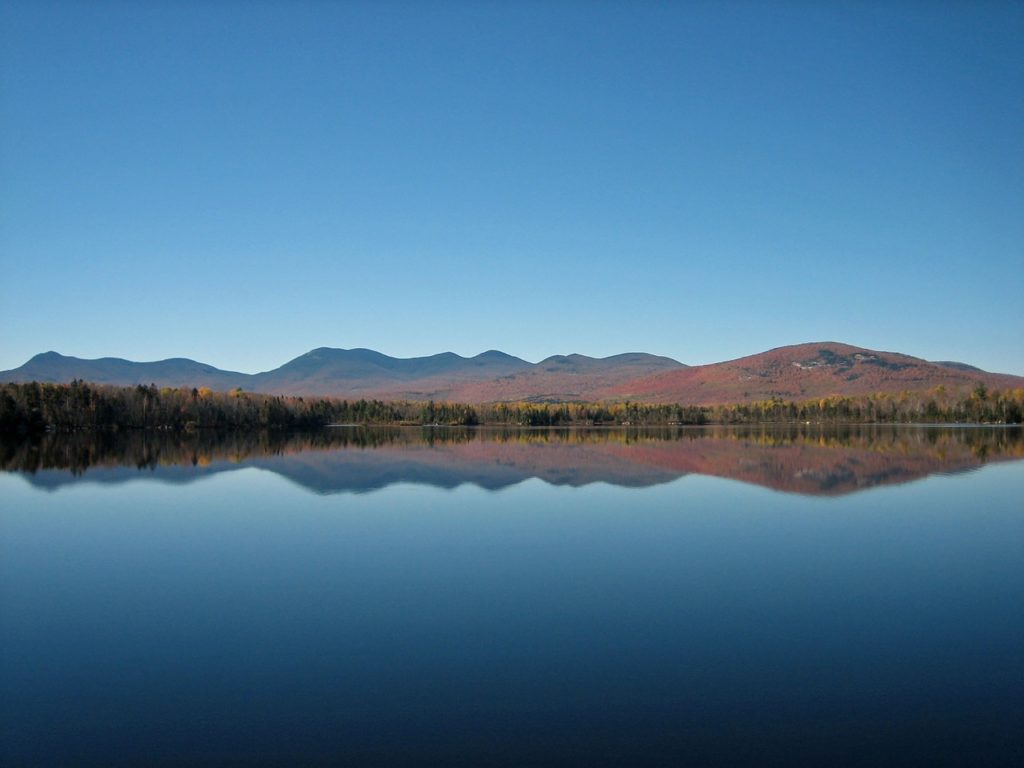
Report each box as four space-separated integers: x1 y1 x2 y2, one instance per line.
2 426 1021 497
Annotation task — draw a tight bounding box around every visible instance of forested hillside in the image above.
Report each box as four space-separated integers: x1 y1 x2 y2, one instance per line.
4 343 1021 404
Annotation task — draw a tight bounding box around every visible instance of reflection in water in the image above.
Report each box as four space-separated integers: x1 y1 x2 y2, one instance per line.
4 425 1022 496
2 426 1022 767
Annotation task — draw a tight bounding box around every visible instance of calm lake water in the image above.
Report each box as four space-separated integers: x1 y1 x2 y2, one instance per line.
1 426 1022 766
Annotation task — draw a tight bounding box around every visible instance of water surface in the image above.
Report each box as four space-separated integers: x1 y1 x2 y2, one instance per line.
2 427 1022 765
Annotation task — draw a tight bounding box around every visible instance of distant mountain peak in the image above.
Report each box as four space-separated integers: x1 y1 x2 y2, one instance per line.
476 349 519 359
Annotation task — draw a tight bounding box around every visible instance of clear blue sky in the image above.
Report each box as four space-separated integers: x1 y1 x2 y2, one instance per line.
2 1 1022 374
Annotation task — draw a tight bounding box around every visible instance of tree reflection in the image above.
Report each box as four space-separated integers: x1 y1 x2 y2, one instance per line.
2 426 1021 496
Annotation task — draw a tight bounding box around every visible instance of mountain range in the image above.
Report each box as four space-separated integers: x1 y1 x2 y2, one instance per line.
3 342 1023 404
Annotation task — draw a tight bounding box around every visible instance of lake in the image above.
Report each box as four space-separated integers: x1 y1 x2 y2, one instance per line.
1 426 1022 766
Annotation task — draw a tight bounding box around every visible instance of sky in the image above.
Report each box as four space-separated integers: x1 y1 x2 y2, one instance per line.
1 1 1022 375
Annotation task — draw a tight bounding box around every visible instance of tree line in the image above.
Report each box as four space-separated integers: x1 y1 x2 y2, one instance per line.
0 381 412 432
1 380 1021 433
